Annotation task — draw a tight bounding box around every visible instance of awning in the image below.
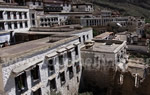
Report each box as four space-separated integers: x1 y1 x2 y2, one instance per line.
66 45 74 50
13 59 43 74
46 52 58 58
48 74 56 80
74 42 80 45
31 82 42 92
57 48 66 53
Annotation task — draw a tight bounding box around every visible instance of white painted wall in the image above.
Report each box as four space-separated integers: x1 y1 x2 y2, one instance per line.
73 28 93 45
0 7 30 33
1 39 82 95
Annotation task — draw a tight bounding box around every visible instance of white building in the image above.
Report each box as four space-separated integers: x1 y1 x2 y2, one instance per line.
43 0 71 13
101 10 112 17
0 35 82 95
71 3 94 12
35 12 92 27
81 16 132 27
81 40 128 71
0 5 30 44
18 27 94 46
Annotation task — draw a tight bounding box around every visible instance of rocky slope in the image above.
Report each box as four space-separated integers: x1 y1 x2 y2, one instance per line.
83 0 150 18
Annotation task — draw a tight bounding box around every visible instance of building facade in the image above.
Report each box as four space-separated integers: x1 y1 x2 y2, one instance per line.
80 16 132 27
71 3 94 12
0 5 30 45
0 35 82 95
81 40 128 71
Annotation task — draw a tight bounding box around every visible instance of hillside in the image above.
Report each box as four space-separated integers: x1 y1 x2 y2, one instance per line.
83 0 150 18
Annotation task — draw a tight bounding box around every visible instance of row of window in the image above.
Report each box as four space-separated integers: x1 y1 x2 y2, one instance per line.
15 62 80 95
0 21 28 31
44 7 63 12
85 19 131 26
40 17 58 22
32 1 42 6
15 46 80 95
40 23 58 27
79 35 89 43
0 11 28 20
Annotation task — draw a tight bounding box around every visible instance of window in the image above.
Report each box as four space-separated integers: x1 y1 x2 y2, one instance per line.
117 54 120 62
41 24 44 27
0 11 3 19
79 37 81 42
0 22 4 30
19 12 22 19
75 62 80 73
40 18 43 22
31 65 40 86
67 51 72 64
60 72 66 86
14 22 18 29
33 2 35 5
76 5 78 8
45 18 47 22
68 66 74 79
48 59 55 76
7 11 11 19
32 20 35 25
77 77 79 83
8 23 12 29
13 12 17 19
48 18 50 21
39 2 41 6
32 14 35 19
20 22 23 28
24 12 27 19
25 21 28 28
87 35 89 39
59 55 64 69
15 72 28 94
75 46 79 56
83 35 86 42
67 85 69 90
50 78 57 91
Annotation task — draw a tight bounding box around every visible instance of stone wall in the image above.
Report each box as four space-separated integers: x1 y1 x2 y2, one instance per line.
1 39 82 95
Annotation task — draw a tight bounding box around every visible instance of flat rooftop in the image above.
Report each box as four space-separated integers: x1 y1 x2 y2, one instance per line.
0 31 10 35
94 32 113 39
0 35 78 64
82 40 125 53
0 4 28 9
17 27 92 35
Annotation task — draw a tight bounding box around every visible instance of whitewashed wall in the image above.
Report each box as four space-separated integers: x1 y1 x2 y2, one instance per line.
2 39 82 95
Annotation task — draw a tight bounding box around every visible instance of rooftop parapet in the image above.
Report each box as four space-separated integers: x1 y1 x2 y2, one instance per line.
0 35 78 65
